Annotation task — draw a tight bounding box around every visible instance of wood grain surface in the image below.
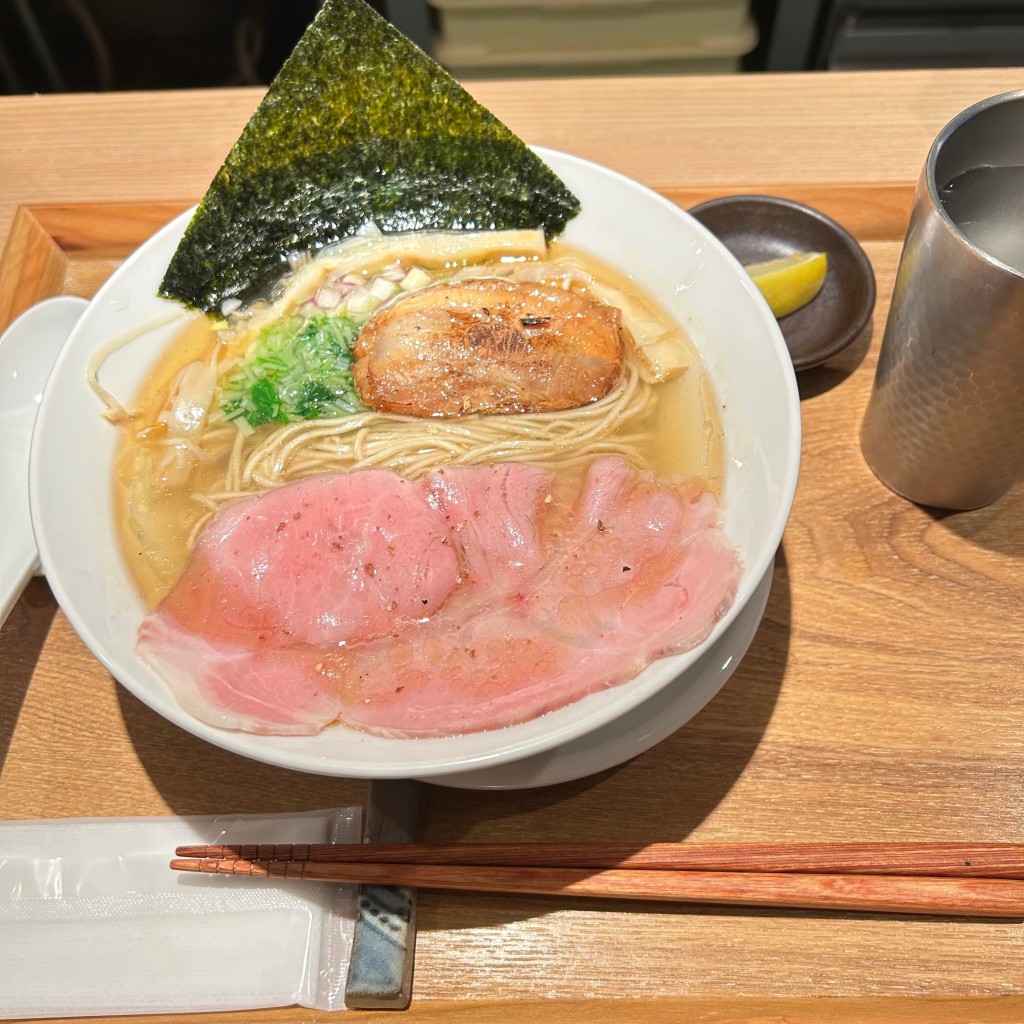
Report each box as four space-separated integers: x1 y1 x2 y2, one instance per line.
1 68 1023 1022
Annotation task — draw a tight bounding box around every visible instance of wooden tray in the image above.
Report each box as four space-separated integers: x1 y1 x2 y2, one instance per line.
0 183 913 326
1 192 1023 1024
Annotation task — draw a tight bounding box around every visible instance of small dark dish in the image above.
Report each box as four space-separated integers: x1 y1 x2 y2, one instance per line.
689 195 876 371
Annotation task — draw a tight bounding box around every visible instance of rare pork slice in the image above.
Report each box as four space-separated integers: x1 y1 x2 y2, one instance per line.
137 611 335 735
423 462 550 590
137 458 740 738
136 470 460 735
166 470 458 647
331 457 741 736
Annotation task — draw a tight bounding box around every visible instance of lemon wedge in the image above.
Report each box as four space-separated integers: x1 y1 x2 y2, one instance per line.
745 250 828 318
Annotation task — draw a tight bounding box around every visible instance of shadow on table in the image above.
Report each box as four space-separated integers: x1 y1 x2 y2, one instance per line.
924 484 1024 559
0 578 58 772
117 686 370 817
796 322 873 401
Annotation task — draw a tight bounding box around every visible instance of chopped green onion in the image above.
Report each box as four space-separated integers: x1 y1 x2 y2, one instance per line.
219 313 366 428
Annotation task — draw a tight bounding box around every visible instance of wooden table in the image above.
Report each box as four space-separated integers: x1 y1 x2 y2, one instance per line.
2 67 1023 1023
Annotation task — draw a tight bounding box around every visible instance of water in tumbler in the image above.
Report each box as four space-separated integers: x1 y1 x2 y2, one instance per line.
939 165 1024 273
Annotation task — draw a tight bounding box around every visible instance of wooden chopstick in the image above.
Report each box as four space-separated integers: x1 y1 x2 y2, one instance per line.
169 858 1024 918
173 841 1024 878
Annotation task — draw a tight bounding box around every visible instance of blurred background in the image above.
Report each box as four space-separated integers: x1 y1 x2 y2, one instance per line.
1 0 1022 94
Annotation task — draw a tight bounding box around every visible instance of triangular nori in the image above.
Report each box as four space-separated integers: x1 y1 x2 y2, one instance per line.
159 0 581 314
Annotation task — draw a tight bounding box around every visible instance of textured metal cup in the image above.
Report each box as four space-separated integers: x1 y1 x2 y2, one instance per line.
861 90 1024 510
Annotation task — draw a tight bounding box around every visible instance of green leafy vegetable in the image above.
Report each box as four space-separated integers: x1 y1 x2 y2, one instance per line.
160 0 580 314
220 315 366 428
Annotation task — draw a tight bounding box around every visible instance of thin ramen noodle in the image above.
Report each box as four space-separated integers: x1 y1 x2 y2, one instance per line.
96 230 724 608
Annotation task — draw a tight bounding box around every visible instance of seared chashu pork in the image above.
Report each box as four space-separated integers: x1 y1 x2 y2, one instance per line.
352 277 625 417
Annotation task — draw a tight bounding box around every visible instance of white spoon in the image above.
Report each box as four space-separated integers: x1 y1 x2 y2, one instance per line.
0 296 88 629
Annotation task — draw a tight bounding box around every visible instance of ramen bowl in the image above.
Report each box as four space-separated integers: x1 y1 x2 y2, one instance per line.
29 149 800 781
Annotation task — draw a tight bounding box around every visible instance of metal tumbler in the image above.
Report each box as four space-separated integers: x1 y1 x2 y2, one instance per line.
861 90 1024 510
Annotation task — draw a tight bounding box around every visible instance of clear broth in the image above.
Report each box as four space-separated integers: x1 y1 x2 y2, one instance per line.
115 241 725 606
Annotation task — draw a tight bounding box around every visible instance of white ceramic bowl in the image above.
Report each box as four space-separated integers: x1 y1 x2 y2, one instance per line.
29 149 800 780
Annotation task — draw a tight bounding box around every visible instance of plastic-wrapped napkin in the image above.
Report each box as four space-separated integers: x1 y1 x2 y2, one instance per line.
0 807 361 1018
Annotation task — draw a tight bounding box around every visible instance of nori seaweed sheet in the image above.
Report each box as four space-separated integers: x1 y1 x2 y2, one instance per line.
159 0 581 314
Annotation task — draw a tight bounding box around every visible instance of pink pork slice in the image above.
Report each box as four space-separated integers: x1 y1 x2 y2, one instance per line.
136 470 460 735
137 458 740 738
329 457 741 736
